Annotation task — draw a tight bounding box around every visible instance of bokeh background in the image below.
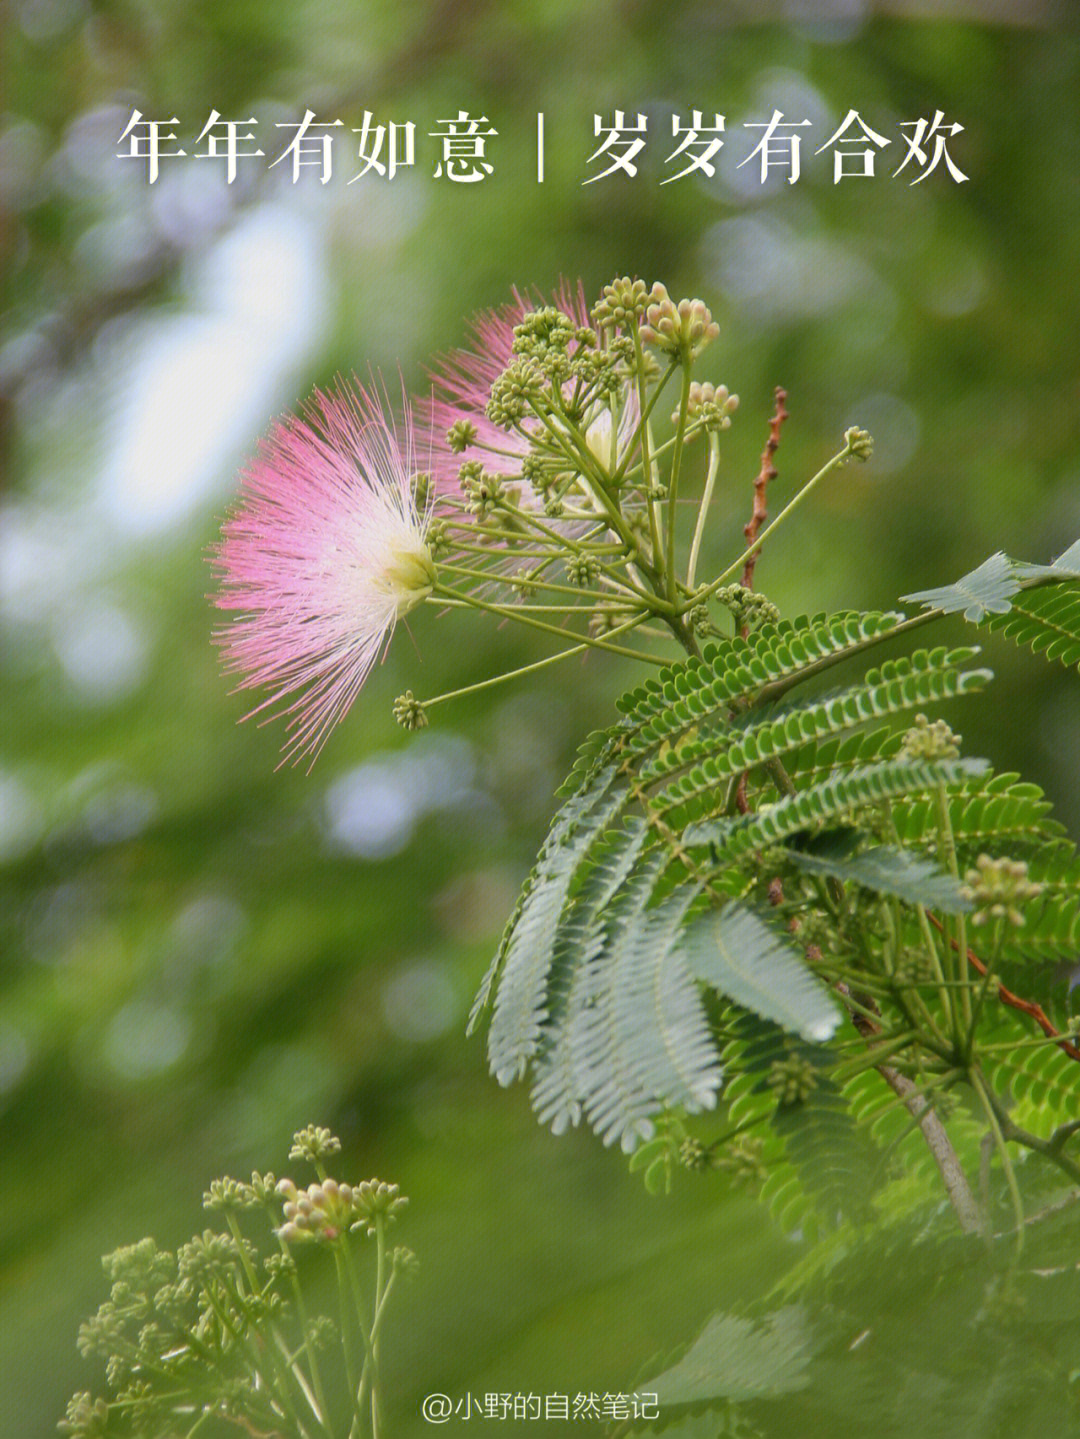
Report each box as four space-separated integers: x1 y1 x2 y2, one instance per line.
3 2 1080 1435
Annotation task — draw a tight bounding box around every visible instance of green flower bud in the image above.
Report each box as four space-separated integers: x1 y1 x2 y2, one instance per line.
960 854 1044 927
592 276 650 329
349 1179 409 1236
565 553 601 587
766 1055 818 1105
844 426 873 460
393 691 428 731
899 713 961 761
639 285 720 359
511 306 575 359
715 584 780 633
289 1125 341 1166
447 419 477 453
202 1177 246 1212
488 357 545 426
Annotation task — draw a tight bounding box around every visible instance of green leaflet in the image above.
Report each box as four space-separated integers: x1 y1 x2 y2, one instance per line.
719 1011 874 1238
684 758 989 858
890 769 1064 856
647 1308 819 1407
901 551 1017 621
648 646 990 818
983 582 1080 671
986 1021 1080 1140
679 903 839 1042
900 537 1080 639
785 834 970 911
614 610 906 760
574 871 720 1150
481 766 629 1081
473 591 1079 1185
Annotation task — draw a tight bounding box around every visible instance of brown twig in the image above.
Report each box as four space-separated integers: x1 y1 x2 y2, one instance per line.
740 386 788 596
927 914 1080 1064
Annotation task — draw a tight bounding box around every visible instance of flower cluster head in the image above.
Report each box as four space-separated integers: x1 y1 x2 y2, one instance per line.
680 381 740 432
393 690 428 731
766 1054 819 1105
591 276 650 329
275 1175 408 1243
843 426 874 461
961 854 1045 927
714 1134 768 1186
212 381 436 768
60 1393 109 1438
900 713 962 761
289 1123 341 1165
639 283 720 360
422 281 639 515
715 583 780 633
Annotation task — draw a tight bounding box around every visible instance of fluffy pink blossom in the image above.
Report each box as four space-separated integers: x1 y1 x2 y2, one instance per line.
213 381 435 767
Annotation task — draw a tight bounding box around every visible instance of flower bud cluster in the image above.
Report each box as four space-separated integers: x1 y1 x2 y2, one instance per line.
203 1176 259 1211
177 1229 249 1284
460 460 516 518
678 1136 710 1171
844 426 874 460
961 854 1044 927
714 1134 768 1186
276 1175 408 1244
572 345 625 399
899 713 961 761
393 1245 421 1278
487 358 545 425
393 690 428 731
715 583 780 633
565 553 601 587
60 1393 109 1438
687 601 717 637
289 1124 341 1164
592 276 650 328
447 418 478 453
766 1054 818 1105
680 381 740 431
511 306 576 359
639 284 720 359
410 471 432 510
892 947 938 986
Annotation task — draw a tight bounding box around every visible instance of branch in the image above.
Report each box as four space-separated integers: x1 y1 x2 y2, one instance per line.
740 386 788 597
928 914 1080 1064
840 985 982 1234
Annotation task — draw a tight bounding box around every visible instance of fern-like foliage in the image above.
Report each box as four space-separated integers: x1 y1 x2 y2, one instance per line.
784 833 969 911
475 564 1080 1230
683 756 987 858
983 581 1080 670
647 1306 820 1409
472 607 1008 1154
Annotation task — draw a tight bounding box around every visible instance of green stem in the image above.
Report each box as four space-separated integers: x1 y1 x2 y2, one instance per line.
332 1245 364 1431
665 361 694 602
972 1068 1025 1252
689 440 855 610
433 582 666 664
440 555 621 601
421 614 651 708
687 433 721 591
613 353 679 486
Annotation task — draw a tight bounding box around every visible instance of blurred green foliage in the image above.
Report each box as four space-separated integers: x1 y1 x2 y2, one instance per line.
3 3 1080 1436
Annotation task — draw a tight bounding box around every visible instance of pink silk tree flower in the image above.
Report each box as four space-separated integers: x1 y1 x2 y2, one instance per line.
212 381 436 767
